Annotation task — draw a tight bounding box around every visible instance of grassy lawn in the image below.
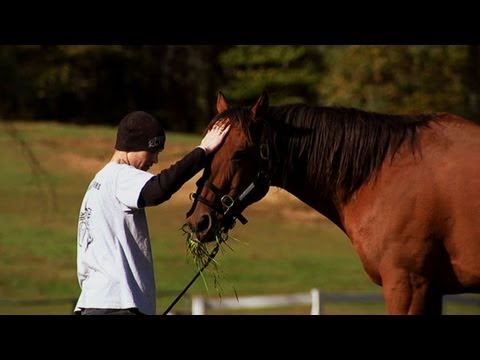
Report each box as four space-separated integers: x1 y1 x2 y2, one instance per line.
0 120 478 315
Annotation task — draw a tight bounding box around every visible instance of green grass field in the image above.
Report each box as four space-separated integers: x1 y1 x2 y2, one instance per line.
0 121 478 315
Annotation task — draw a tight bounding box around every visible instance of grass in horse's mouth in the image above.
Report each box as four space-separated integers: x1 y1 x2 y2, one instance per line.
181 224 241 298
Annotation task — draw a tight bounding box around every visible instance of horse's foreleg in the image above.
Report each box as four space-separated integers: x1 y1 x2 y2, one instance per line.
382 270 442 315
381 270 412 314
407 286 443 315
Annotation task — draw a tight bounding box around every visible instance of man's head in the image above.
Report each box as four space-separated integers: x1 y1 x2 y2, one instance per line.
115 111 165 171
115 111 166 153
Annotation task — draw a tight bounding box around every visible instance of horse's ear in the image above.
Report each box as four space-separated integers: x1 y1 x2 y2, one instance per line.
251 91 269 121
216 91 230 113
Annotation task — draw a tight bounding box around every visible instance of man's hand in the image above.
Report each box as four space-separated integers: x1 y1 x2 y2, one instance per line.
198 120 231 155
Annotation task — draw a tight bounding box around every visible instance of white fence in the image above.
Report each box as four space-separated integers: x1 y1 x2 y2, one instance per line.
191 288 320 315
1 291 478 314
190 290 480 315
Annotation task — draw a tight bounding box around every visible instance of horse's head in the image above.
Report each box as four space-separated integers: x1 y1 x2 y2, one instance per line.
185 91 272 243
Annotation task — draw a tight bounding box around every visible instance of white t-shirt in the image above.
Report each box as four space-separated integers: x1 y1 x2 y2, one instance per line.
75 163 156 315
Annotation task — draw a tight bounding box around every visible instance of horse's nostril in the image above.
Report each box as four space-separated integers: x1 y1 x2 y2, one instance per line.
196 214 211 233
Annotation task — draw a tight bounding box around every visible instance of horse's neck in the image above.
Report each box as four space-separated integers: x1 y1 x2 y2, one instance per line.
279 182 344 230
269 151 344 231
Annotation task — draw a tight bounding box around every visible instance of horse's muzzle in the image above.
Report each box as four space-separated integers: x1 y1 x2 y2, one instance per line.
186 212 216 243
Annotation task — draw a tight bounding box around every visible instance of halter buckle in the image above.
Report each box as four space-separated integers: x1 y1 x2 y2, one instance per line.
221 194 234 209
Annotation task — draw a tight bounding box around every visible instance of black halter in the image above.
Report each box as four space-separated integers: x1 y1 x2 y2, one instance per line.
186 143 271 232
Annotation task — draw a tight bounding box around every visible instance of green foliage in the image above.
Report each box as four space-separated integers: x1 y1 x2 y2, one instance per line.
219 45 324 105
320 45 469 116
2 45 480 131
0 45 229 131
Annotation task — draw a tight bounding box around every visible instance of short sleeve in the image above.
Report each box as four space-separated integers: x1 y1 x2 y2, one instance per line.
115 166 154 209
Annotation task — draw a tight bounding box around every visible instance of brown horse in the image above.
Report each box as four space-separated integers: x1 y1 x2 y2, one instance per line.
185 91 480 315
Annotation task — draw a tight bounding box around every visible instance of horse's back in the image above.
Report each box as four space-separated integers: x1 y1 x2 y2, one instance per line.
428 115 480 219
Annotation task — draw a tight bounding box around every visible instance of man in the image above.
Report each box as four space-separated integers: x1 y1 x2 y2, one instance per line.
75 111 230 315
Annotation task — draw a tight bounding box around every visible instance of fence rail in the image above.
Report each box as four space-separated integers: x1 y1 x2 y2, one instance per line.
190 290 480 315
192 288 320 315
1 291 479 315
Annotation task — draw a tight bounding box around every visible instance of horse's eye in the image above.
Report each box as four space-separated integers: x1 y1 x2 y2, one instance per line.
232 150 248 161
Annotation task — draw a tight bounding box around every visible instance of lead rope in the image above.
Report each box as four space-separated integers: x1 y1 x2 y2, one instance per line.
162 244 220 315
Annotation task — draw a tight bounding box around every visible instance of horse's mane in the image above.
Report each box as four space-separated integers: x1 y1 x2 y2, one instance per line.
270 105 434 201
210 104 435 202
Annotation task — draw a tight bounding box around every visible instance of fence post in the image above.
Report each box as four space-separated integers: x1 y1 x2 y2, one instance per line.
310 288 320 315
191 296 205 315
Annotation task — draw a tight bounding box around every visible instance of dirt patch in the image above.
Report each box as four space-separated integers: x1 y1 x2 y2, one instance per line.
60 152 106 174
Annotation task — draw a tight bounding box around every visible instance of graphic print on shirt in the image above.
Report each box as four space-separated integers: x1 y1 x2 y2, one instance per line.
79 206 93 249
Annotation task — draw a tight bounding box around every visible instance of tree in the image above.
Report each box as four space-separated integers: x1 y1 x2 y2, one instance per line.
219 45 324 105
320 46 469 117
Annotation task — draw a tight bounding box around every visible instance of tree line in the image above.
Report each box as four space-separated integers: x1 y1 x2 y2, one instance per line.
1 45 478 132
